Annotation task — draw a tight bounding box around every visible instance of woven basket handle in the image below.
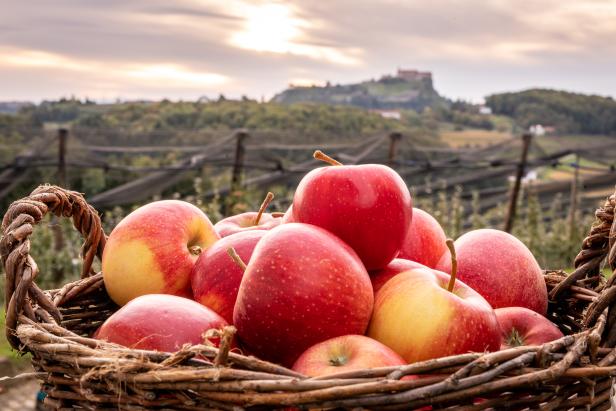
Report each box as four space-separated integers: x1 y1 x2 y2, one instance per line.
549 187 616 329
1 185 106 349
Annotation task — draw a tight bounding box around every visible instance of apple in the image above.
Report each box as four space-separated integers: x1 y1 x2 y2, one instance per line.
191 230 266 323
233 223 374 367
215 192 282 237
102 200 219 306
435 229 547 314
94 294 228 352
292 151 412 270
367 267 501 364
495 307 564 349
370 258 428 295
215 213 281 237
292 335 406 377
399 208 447 268
280 204 295 223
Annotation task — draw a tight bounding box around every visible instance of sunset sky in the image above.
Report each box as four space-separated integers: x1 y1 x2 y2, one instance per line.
2 0 615 102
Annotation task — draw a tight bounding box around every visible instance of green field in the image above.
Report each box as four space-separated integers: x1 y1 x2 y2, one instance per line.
440 128 512 147
0 308 28 362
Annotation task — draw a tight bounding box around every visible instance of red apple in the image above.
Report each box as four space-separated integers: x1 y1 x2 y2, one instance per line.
399 208 447 268
215 213 281 237
435 229 547 314
292 335 406 377
94 294 228 352
280 204 295 223
191 230 266 323
292 152 412 270
233 223 374 367
495 307 563 349
370 258 428 294
102 200 219 306
368 268 501 363
215 192 281 237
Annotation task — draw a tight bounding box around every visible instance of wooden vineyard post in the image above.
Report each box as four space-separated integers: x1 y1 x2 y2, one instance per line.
503 133 532 233
568 153 580 240
388 132 403 166
231 129 249 191
53 127 69 283
226 129 249 214
57 128 68 187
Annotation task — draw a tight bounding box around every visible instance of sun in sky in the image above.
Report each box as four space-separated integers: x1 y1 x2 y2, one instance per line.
230 2 360 65
231 3 300 54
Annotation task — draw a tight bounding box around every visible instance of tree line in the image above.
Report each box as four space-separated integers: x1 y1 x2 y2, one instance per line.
486 89 616 135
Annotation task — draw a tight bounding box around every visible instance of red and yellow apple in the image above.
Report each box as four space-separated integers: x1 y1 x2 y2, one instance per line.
102 200 219 306
292 335 406 377
435 229 548 314
292 151 412 270
191 230 266 323
94 294 228 352
370 258 428 295
368 268 501 363
399 208 447 268
234 223 374 367
495 307 563 349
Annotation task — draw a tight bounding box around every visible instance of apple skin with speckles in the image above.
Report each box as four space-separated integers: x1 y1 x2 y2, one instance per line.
435 229 548 314
94 294 228 352
398 208 448 269
368 268 501 363
280 204 295 223
292 335 406 377
233 223 374 367
292 163 412 270
495 307 563 350
215 212 282 238
102 200 220 306
191 230 266 323
370 258 428 295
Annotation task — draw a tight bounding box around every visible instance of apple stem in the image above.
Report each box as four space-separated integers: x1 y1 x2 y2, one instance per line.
227 247 247 272
446 239 457 293
507 329 525 347
189 245 202 256
329 355 348 367
254 192 275 225
313 150 343 166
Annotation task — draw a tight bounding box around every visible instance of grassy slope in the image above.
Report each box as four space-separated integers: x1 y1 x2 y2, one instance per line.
440 128 512 147
0 309 29 362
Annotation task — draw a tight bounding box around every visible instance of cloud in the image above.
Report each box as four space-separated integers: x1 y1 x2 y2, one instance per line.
0 47 228 87
0 0 615 102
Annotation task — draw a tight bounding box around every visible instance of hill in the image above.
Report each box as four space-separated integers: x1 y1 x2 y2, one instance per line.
272 69 448 111
0 101 33 114
486 89 616 135
11 98 438 144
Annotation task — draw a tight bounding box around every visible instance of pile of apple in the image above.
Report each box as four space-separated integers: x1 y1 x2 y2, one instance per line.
97 150 564 377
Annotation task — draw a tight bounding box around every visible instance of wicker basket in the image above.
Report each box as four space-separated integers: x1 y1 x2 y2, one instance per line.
2 184 616 410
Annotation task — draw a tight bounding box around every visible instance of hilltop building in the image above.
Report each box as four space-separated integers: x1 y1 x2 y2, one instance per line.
479 106 492 115
370 109 401 120
396 69 432 82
